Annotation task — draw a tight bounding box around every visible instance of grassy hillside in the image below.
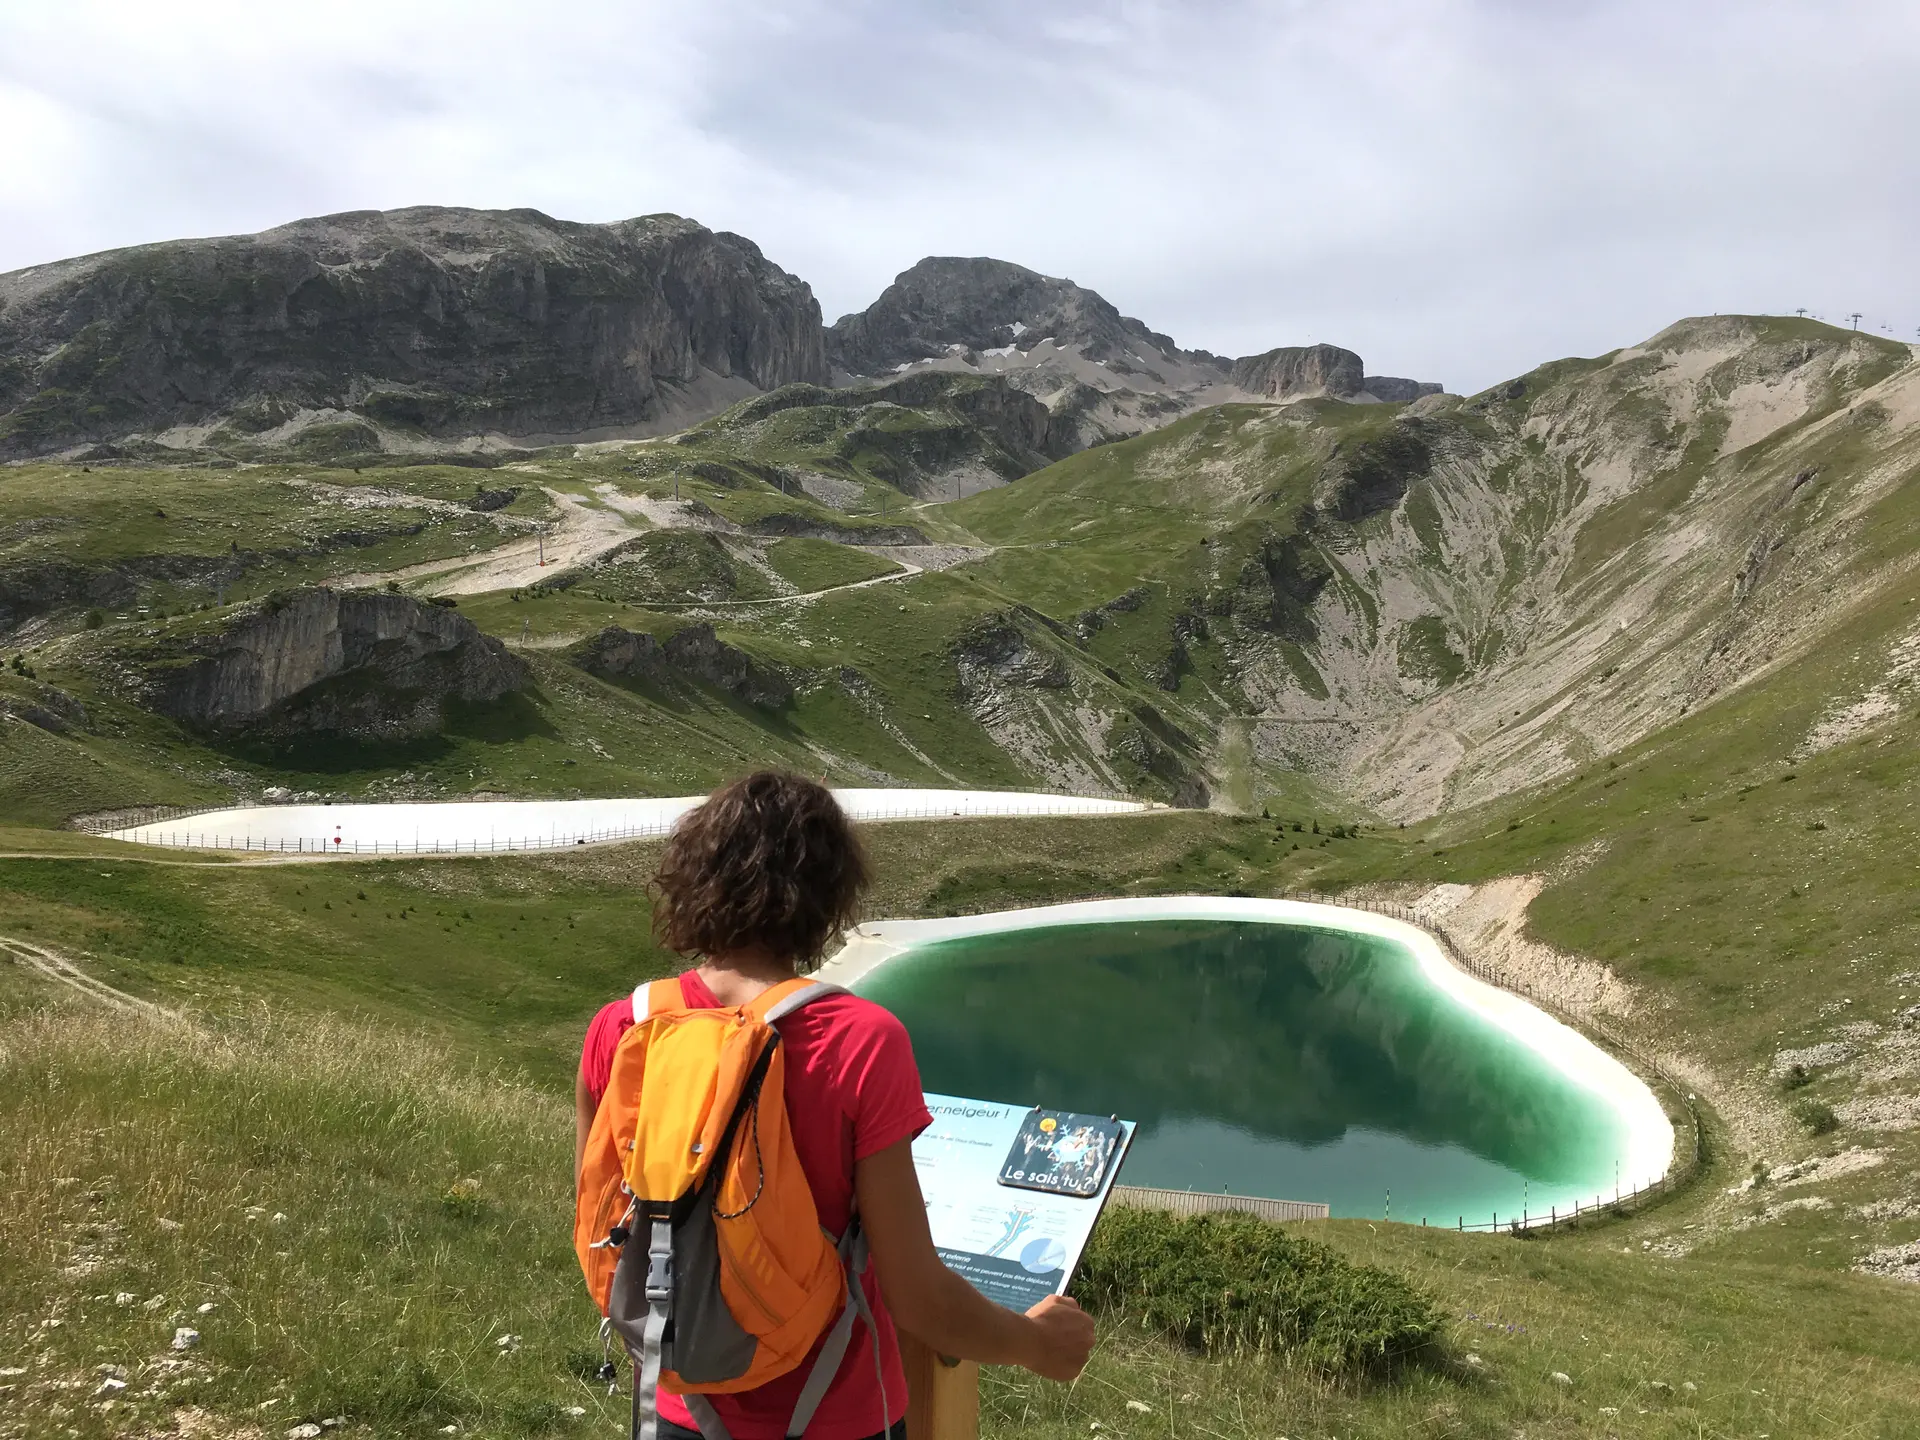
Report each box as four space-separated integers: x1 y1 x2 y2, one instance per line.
6 313 1920 1435
7 802 1920 1437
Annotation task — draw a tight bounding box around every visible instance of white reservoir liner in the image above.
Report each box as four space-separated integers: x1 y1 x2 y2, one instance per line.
105 789 1151 852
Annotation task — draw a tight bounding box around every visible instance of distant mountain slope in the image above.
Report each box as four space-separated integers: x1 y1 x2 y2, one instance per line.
948 315 1919 818
0 213 1446 468
826 254 1443 447
826 255 1229 378
0 207 828 460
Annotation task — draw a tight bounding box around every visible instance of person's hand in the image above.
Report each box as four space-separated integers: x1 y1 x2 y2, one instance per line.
1022 1294 1096 1381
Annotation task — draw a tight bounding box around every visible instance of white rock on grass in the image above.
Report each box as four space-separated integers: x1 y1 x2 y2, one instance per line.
114 1292 136 1306
1854 1239 1920 1282
1770 1042 1854 1077
1550 1371 1573 1386
171 1327 201 1351
1125 1400 1152 1414
563 1407 586 1419
288 1425 324 1439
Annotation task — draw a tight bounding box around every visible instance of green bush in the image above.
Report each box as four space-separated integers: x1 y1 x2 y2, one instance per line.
1072 1208 1442 1372
1791 1096 1839 1135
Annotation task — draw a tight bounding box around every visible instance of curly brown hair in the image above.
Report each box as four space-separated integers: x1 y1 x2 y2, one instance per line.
650 772 870 969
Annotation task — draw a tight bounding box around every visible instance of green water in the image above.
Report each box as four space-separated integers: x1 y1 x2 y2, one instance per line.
856 919 1635 1222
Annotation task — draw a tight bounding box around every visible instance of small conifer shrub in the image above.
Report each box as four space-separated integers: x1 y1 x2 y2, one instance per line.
1073 1209 1442 1372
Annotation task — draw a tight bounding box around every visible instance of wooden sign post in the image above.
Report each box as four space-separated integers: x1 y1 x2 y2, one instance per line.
900 1333 979 1440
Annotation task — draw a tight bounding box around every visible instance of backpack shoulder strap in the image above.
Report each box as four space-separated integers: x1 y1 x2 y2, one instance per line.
631 977 686 1024
753 978 848 1026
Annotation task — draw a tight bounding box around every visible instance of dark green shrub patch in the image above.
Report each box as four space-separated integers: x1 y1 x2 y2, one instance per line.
1072 1208 1443 1372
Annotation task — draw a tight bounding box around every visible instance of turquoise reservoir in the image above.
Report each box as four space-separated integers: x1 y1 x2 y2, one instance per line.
844 909 1665 1224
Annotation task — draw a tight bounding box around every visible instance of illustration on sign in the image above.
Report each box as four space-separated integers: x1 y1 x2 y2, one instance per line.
999 1109 1126 1197
912 1093 1135 1312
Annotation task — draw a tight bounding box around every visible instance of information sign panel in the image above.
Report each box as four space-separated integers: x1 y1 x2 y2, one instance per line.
912 1093 1135 1312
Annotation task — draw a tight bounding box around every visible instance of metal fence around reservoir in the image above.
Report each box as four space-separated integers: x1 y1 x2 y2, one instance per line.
112 820 683 855
1110 1185 1330 1223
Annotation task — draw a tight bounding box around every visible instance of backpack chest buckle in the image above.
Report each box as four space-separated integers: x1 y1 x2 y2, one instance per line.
645 1234 674 1303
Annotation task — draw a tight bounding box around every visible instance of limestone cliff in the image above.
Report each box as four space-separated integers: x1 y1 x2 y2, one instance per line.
1364 376 1445 403
0 207 828 458
1230 345 1367 401
573 623 792 708
701 371 1071 498
145 587 530 739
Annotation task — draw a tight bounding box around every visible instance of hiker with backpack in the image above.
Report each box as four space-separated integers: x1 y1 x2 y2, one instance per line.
575 772 1097 1440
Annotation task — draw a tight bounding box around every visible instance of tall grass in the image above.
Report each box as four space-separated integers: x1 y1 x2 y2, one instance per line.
0 1000 611 1438
1073 1207 1443 1373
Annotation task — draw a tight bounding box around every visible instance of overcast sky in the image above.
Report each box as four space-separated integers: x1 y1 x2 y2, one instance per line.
3 0 1915 391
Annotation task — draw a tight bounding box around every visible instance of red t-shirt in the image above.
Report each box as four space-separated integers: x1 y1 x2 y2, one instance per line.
579 971 931 1440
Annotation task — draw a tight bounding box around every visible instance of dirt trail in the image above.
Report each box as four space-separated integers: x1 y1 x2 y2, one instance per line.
332 488 643 596
332 481 995 610
1 934 180 1018
682 554 928 609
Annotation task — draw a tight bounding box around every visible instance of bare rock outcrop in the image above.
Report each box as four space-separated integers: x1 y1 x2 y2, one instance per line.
143 587 529 739
1364 375 1445 403
1230 344 1367 401
707 370 1070 497
826 256 1224 377
0 207 828 458
574 623 791 708
952 615 1072 695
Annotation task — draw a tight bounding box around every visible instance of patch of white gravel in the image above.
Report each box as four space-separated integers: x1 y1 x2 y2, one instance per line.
1856 1240 1920 1284
1795 624 1920 759
858 544 991 572
1770 1146 1887 1187
1728 1195 1833 1231
1717 371 1817 457
1836 1091 1920 1132
1413 877 1639 1017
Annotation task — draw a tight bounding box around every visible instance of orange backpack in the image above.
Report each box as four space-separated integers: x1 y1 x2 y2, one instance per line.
575 976 884 1440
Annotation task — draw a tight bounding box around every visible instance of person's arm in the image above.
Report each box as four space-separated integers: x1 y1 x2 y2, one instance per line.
855 1137 1096 1381
574 1069 597 1187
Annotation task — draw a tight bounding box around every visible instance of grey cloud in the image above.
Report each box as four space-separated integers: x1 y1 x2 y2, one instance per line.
3 0 1916 390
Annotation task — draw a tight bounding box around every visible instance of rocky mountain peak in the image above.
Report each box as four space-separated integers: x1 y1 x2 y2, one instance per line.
825 256 1222 380
0 206 829 459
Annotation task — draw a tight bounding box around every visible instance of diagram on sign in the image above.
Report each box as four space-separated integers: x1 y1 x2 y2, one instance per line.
913 1094 1134 1312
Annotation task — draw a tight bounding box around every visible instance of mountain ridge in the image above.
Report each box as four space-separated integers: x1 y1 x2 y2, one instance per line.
0 206 829 460
0 209 1440 464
